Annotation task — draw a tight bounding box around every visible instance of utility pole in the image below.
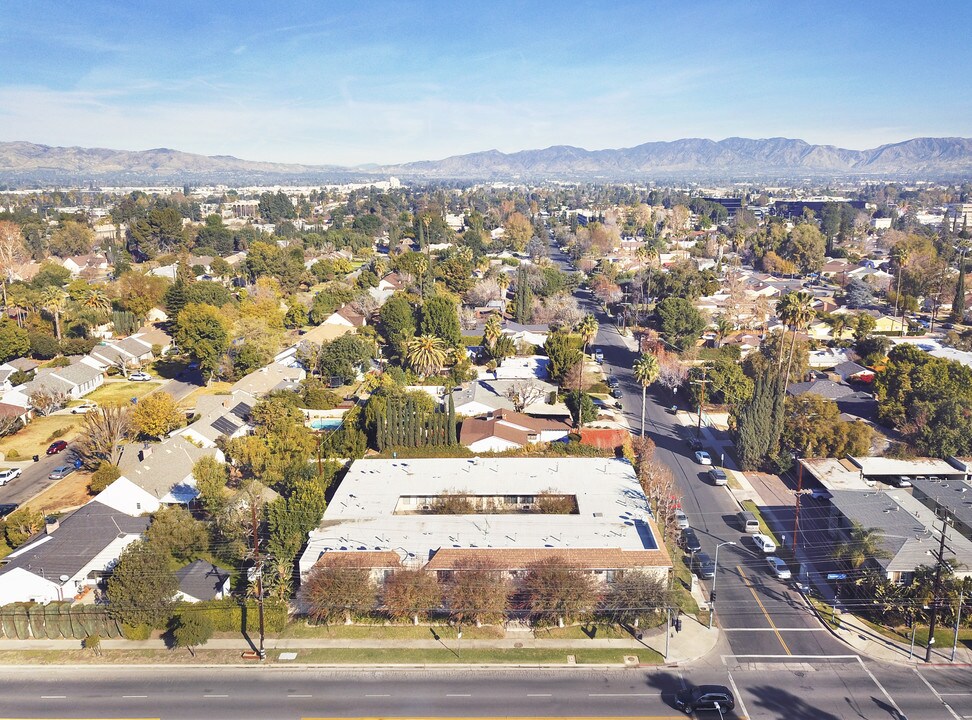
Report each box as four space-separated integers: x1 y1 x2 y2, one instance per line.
925 511 953 663
952 588 965 663
793 456 804 549
250 501 266 661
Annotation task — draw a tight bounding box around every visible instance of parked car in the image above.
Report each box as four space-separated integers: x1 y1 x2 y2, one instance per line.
694 450 712 465
674 685 735 714
71 402 98 414
0 503 18 519
610 387 623 399
47 440 68 455
48 465 75 480
129 371 152 382
675 509 689 530
708 467 728 485
0 468 22 486
593 348 604 364
607 376 620 389
688 437 704 451
892 476 913 488
809 488 832 500
767 556 792 580
680 527 702 554
752 533 777 554
691 551 716 579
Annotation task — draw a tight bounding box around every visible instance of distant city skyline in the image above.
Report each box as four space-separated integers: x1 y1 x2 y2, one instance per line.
1 1 970 166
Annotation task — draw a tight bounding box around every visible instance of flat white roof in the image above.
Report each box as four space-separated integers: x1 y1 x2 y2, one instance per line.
300 458 664 572
801 458 873 491
850 456 962 477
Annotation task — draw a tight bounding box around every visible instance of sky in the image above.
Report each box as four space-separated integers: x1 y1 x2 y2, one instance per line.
1 1 970 166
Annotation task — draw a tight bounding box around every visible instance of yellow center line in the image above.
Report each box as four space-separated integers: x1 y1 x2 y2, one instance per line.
736 565 791 656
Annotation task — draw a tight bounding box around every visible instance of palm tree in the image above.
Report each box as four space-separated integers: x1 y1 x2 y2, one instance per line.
575 314 599 392
483 313 502 351
495 272 511 296
776 291 815 388
82 286 112 315
633 354 660 438
714 314 734 348
829 313 849 342
404 334 448 377
40 286 67 341
832 524 890 570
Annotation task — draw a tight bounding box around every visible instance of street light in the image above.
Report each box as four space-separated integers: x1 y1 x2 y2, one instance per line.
708 541 736 629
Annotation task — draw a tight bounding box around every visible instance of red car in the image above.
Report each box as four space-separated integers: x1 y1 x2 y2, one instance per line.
46 440 68 455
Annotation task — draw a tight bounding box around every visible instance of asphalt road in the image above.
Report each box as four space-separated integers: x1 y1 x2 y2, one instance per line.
0 662 967 720
546 235 846 660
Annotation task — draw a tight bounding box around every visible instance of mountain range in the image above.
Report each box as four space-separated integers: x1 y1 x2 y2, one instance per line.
2 137 972 185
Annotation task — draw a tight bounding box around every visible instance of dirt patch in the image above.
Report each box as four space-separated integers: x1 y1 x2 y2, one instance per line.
24 471 94 515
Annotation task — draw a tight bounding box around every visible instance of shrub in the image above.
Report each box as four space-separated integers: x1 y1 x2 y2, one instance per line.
120 622 152 640
89 463 121 493
28 333 60 360
45 426 70 442
5 449 19 460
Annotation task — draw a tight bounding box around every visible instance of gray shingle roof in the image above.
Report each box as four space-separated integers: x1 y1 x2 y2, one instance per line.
0 501 149 582
175 560 230 601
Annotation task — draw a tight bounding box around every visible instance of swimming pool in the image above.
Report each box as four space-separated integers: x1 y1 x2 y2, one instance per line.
309 418 343 431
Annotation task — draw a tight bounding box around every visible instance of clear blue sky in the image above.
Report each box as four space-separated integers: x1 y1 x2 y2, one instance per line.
1 1 970 166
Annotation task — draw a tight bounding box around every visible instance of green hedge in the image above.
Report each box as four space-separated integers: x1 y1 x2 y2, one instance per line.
0 603 121 640
180 598 288 634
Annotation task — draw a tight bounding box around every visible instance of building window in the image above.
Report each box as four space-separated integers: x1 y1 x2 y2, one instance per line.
605 570 616 583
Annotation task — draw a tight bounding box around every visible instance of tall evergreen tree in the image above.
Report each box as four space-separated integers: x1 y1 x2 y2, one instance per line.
514 266 532 324
950 258 966 323
447 392 457 444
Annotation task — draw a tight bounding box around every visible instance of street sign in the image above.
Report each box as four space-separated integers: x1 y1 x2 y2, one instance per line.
826 573 847 581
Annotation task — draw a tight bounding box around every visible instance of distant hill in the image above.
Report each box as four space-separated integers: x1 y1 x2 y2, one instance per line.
381 136 972 181
0 141 357 185
2 136 972 185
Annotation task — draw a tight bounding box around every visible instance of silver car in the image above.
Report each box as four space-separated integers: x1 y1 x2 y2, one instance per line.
675 509 689 529
767 556 791 580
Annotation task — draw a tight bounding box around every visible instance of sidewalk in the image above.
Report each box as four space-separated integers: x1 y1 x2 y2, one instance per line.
0 619 720 666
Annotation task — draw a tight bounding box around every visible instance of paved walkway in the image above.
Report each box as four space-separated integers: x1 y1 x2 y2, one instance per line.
0 616 720 666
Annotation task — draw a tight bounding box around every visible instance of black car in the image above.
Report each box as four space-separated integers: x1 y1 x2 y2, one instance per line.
0 503 18 519
680 527 702 554
607 376 620 389
688 437 704 451
691 551 715 579
610 387 623 399
674 684 735 713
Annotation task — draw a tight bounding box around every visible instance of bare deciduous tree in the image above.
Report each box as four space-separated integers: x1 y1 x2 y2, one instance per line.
300 558 377 625
75 404 131 468
382 569 442 624
0 221 26 309
465 278 502 307
504 380 546 413
445 558 510 626
522 558 598 627
28 389 68 417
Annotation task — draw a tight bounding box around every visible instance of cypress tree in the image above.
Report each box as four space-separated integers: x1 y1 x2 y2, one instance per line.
951 260 966 323
447 392 457 444
514 266 532 324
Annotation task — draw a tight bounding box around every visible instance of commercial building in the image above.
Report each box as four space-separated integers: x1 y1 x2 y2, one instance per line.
298 458 672 586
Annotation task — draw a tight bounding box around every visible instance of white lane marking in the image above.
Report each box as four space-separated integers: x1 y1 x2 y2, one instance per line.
726 670 749 720
527 693 552 697
854 657 906 720
446 693 471 697
204 694 229 698
123 695 148 698
41 695 66 699
589 692 658 697
287 694 312 698
914 667 962 720
365 694 390 697
723 653 859 659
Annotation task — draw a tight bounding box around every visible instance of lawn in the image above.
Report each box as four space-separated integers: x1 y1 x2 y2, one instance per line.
270 647 658 665
0 414 79 460
86 380 163 405
23 469 94 515
177 382 234 410
671 547 703 620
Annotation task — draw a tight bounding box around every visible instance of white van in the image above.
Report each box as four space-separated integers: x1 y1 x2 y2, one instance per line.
739 511 760 534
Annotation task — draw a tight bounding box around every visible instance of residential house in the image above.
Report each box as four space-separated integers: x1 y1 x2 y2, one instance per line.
230 363 304 397
61 254 110 278
0 500 149 604
459 410 571 452
827 489 972 583
174 392 256 449
451 378 566 418
87 336 154 373
298 458 673 591
367 272 405 307
22 358 104 400
174 560 232 603
478 356 549 381
322 304 367 329
114 436 225 507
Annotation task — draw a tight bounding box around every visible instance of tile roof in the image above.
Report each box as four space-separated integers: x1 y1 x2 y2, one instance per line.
424 546 671 571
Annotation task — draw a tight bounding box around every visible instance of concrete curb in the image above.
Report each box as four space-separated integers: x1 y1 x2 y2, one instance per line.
0 661 646 670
